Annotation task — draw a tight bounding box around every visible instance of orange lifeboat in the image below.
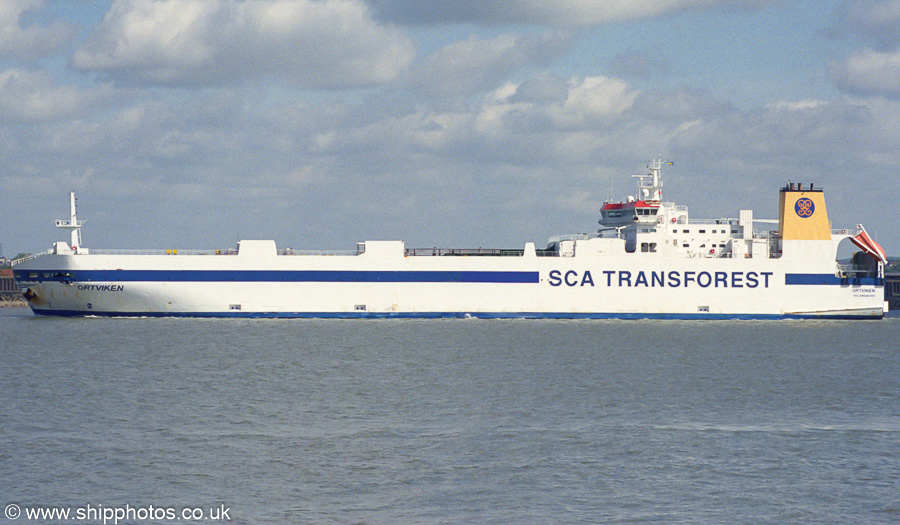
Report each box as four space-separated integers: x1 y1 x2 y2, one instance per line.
850 224 887 264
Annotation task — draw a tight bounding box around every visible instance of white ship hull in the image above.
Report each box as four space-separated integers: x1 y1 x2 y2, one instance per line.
13 161 889 320
14 244 885 319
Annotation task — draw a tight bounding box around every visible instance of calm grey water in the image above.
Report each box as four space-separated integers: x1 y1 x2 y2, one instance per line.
2 307 899 524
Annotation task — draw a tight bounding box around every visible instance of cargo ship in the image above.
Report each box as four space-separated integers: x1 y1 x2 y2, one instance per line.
13 159 888 318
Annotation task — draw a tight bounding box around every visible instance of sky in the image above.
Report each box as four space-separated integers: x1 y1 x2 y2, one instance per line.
2 0 900 256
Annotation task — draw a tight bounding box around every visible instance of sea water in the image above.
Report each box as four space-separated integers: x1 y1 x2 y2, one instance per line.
2 307 899 524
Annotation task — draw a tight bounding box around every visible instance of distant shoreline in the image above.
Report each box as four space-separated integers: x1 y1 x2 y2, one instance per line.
0 295 27 307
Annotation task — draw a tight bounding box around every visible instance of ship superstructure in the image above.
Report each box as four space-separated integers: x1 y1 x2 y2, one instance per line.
13 159 887 318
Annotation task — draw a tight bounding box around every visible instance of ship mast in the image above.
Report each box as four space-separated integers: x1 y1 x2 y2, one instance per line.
55 191 84 253
631 158 666 201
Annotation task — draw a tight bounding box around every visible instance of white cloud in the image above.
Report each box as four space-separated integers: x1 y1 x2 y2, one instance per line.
559 76 639 122
830 2 900 98
407 33 570 98
4 47 900 253
310 74 642 171
767 99 826 111
831 0 900 49
369 0 771 26
830 49 900 98
7 0 900 257
0 70 95 122
72 0 415 88
4 81 900 253
0 0 73 59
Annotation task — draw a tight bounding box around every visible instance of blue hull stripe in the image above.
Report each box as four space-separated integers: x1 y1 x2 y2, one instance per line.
29 309 883 320
27 269 539 284
785 273 882 286
23 271 884 287
24 271 884 285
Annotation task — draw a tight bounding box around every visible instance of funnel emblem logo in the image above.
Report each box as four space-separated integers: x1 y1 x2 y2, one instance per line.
795 198 815 218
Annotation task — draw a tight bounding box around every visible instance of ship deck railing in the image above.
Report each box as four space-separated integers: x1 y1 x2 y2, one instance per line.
90 249 232 256
549 232 623 243
83 248 365 256
683 218 737 225
11 247 562 260
280 249 361 256
405 248 559 257
10 250 53 266
837 263 878 276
